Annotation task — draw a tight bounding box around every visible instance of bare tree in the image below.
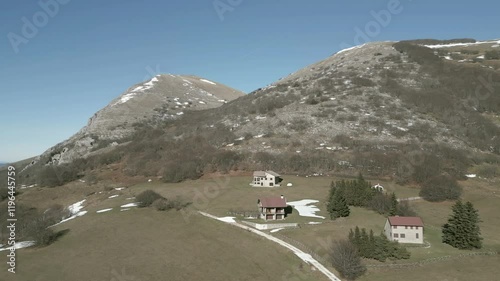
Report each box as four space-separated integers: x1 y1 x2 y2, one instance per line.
330 239 366 280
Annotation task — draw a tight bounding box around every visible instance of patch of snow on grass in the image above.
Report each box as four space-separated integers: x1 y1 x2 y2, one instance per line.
235 136 245 141
96 208 113 213
270 228 284 233
120 208 130 212
121 203 138 208
254 134 264 138
114 187 126 191
444 56 452 60
0 241 35 252
287 199 325 219
108 195 119 199
466 174 477 178
217 216 236 223
49 200 87 227
308 222 323 225
200 79 216 85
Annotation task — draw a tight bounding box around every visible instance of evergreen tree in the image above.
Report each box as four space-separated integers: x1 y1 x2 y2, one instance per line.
372 233 389 262
463 201 482 249
328 188 350 219
389 192 398 216
359 228 369 257
442 200 482 249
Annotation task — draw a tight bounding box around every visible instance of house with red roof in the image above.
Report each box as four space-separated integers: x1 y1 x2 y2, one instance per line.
384 216 424 244
257 195 287 220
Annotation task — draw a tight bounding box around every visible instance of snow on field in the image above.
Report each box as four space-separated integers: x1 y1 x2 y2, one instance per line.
287 183 293 187
0 241 35 252
120 203 138 208
254 134 264 138
120 208 130 212
466 174 477 178
287 199 325 219
308 222 322 225
424 40 500 49
444 56 452 60
126 197 135 200
96 208 113 213
270 228 284 233
108 195 119 199
49 200 87 227
114 187 126 191
235 136 245 141
217 217 236 223
200 79 216 85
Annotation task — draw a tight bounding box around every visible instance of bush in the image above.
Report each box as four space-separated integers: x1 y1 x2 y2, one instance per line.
167 196 192 211
136 190 165 208
330 239 366 280
485 50 500 60
152 198 169 211
419 175 462 202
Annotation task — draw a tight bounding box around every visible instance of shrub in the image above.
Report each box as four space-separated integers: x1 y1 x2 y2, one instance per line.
152 198 169 211
485 50 500 60
419 175 462 202
167 196 192 211
330 239 366 280
136 190 165 207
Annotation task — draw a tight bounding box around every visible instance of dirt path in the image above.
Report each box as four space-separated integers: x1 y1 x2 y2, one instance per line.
198 211 342 281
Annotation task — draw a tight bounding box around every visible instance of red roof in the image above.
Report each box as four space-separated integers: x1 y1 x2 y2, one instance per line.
258 197 287 208
387 216 424 227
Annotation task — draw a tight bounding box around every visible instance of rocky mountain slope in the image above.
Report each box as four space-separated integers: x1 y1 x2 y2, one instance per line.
10 38 500 187
22 75 244 169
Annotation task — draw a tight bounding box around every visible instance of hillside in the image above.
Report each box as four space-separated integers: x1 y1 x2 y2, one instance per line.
6 39 500 188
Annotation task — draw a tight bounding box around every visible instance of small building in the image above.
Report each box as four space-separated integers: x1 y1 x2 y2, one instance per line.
251 171 283 187
257 195 287 220
372 183 384 192
384 216 424 244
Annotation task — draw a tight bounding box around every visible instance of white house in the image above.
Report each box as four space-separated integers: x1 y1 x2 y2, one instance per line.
250 171 283 187
384 216 424 244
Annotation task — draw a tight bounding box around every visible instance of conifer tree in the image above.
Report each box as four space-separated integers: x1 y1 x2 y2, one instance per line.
442 200 482 249
327 187 350 219
389 192 398 216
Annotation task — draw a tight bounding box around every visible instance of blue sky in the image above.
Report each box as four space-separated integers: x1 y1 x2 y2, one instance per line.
0 0 499 162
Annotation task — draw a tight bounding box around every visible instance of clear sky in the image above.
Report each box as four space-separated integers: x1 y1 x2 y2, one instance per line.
1 0 499 162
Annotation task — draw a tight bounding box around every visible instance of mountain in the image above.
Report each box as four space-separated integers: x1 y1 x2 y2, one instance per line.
25 74 244 167
12 39 500 187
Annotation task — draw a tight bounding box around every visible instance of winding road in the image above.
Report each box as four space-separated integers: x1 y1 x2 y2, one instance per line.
198 211 341 281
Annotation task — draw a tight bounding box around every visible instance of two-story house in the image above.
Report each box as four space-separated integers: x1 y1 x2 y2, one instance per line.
384 216 424 244
257 195 287 220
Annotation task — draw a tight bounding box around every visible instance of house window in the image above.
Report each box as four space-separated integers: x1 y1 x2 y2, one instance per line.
400 234 406 238
405 226 408 229
410 226 413 229
270 182 274 186
393 226 397 229
416 233 419 239
393 233 399 238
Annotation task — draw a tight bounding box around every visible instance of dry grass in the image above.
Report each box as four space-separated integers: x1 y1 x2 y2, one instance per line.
0 208 324 281
3 174 499 280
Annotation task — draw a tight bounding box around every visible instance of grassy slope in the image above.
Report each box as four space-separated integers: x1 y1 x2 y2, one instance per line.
0 208 324 281
2 174 498 280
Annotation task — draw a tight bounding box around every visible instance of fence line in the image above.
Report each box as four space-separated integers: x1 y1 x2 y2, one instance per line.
366 251 498 269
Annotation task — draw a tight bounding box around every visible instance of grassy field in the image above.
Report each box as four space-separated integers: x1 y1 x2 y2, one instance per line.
2 173 499 280
0 207 325 281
